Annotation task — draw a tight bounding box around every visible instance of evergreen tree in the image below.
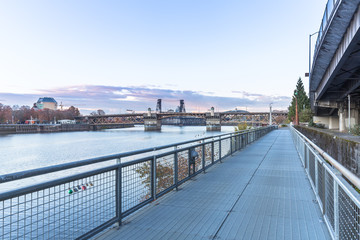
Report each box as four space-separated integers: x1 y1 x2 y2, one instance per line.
288 78 311 122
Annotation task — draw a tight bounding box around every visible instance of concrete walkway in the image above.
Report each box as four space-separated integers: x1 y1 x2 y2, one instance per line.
99 129 331 240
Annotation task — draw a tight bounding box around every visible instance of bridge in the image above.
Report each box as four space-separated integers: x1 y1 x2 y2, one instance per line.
75 108 288 131
1 126 359 239
310 0 360 131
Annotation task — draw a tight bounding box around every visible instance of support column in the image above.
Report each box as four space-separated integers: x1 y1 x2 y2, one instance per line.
206 107 221 131
329 116 339 130
348 108 359 130
339 104 346 132
144 108 161 131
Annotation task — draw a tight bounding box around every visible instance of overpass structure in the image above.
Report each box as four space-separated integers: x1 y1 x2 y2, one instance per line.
310 0 360 130
75 108 287 131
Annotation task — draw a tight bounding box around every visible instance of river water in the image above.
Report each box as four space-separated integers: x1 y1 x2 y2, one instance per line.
0 125 234 175
0 125 236 238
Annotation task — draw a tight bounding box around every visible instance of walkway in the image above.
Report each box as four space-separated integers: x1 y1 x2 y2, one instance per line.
98 129 331 240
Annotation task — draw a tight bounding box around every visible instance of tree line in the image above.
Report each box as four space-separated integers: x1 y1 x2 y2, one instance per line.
0 104 80 124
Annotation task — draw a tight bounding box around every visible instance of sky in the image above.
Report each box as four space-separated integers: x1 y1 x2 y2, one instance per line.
0 0 327 114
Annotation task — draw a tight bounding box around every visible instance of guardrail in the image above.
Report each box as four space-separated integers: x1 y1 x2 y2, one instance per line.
0 126 276 239
314 0 340 57
290 126 360 240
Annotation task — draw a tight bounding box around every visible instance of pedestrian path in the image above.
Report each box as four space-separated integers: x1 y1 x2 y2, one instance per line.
98 129 331 240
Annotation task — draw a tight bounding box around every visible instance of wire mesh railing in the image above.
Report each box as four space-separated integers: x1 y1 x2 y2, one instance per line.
0 126 276 239
290 126 360 240
313 0 341 59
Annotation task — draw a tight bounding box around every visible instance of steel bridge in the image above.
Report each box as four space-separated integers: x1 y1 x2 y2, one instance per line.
1 126 359 239
75 111 288 130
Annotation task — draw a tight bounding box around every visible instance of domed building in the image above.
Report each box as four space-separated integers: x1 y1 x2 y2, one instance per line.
34 97 57 110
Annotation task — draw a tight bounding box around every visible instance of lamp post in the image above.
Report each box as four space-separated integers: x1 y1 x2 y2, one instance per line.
308 31 320 78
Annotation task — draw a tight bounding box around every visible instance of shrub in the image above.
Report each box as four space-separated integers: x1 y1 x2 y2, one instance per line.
235 123 248 132
350 125 360 136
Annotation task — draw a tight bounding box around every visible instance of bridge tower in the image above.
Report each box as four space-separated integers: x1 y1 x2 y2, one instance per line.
144 108 161 131
206 107 221 131
156 99 162 113
179 100 186 113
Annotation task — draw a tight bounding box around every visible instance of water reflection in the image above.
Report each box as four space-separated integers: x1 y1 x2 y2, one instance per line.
0 126 233 175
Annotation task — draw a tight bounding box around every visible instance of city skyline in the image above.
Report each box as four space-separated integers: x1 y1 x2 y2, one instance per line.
0 1 327 113
0 85 290 114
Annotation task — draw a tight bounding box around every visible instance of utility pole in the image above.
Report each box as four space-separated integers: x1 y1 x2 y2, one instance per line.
295 91 299 125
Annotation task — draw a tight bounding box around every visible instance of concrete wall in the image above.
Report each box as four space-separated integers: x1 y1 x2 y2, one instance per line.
295 125 360 177
313 116 339 129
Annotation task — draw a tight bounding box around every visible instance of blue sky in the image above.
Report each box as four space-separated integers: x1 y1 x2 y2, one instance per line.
0 0 327 113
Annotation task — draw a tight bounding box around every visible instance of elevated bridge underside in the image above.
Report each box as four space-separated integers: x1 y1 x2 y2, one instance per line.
310 0 360 130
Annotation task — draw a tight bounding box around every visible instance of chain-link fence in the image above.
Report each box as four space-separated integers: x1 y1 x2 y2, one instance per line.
291 126 360 240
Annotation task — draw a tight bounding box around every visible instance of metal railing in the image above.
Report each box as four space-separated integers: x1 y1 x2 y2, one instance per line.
0 126 276 239
290 126 360 240
313 0 340 60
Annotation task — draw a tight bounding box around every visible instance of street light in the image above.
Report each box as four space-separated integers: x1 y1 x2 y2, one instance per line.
306 31 321 78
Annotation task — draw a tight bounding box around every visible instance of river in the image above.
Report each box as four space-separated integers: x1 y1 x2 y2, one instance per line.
0 125 235 175
0 125 237 238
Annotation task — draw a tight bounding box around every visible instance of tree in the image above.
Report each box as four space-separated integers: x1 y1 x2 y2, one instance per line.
0 104 12 123
0 103 82 124
235 123 248 132
66 106 80 119
273 115 287 124
288 78 312 122
135 143 217 200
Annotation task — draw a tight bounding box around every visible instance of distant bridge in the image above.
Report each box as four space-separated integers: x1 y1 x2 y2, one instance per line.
75 109 288 131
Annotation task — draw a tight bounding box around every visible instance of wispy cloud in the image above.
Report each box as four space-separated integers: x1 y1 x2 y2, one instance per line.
0 85 290 114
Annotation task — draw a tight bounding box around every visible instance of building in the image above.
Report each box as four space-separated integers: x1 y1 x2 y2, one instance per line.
57 119 76 124
35 97 57 110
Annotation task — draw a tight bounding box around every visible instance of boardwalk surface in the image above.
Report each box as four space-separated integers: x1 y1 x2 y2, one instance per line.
99 129 331 240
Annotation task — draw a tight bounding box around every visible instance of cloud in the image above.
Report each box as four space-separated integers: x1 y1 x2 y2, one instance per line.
0 85 291 114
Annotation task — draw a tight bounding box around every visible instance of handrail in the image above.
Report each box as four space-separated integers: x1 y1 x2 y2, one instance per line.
291 126 360 189
313 0 340 58
0 127 266 184
0 125 276 240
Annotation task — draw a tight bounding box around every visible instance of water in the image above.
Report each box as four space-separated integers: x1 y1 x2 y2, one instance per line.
0 125 234 175
0 125 235 239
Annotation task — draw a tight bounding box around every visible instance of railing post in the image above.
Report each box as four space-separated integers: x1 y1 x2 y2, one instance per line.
202 141 206 173
230 134 233 156
219 138 222 163
152 155 157 200
188 148 191 177
315 156 319 194
174 149 178 191
115 163 122 228
305 145 309 170
334 178 339 240
211 140 214 164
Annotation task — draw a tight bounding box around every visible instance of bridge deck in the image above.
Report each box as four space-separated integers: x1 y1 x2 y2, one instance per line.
98 129 330 240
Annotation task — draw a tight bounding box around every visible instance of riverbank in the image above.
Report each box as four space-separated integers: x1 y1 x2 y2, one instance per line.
0 124 90 134
0 123 138 134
